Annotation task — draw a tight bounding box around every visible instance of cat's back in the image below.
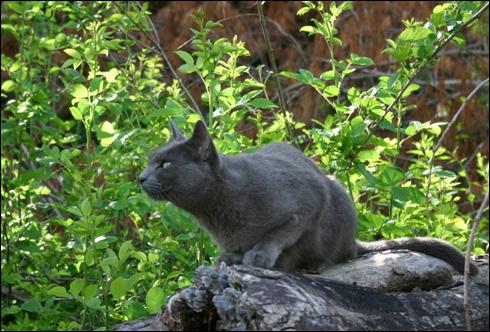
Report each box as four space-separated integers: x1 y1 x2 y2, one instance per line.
243 143 320 171
221 142 328 202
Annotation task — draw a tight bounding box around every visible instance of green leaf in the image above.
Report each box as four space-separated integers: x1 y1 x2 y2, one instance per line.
146 287 165 314
176 234 194 241
396 27 432 45
365 213 384 229
387 71 401 88
1 80 17 93
299 69 314 83
3 306 21 315
178 63 197 74
89 77 104 95
429 12 445 28
175 50 194 65
125 273 145 292
386 38 397 49
60 149 73 169
279 71 308 84
107 68 119 82
312 18 330 38
25 223 41 239
2 273 22 284
433 170 457 178
133 251 147 262
382 45 412 62
64 48 81 59
33 186 52 195
98 121 116 147
324 85 340 97
311 78 325 90
49 286 70 298
357 149 380 162
71 84 88 98
357 163 381 186
416 44 435 59
70 280 85 296
74 220 90 230
86 297 103 309
80 197 92 216
84 284 99 302
451 32 466 48
84 47 97 61
110 276 126 300
151 99 184 117
350 54 375 66
297 7 311 16
119 240 133 264
21 299 43 313
205 20 223 29
380 166 405 187
250 98 277 109
331 37 343 46
69 107 83 121
299 25 318 36
402 84 420 98
85 249 94 266
405 125 417 136
148 252 159 264
347 87 360 104
390 187 425 204
321 70 341 81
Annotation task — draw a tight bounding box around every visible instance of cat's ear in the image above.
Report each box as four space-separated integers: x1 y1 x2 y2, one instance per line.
169 119 185 141
189 120 221 171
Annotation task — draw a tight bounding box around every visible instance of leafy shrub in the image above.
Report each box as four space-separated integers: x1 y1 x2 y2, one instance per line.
1 1 488 330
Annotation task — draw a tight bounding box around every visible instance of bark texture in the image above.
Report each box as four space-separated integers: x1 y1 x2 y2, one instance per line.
113 252 489 331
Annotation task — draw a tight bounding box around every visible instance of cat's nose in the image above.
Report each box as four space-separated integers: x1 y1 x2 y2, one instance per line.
139 168 149 184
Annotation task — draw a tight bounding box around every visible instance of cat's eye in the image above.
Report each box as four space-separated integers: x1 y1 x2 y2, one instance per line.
161 161 171 169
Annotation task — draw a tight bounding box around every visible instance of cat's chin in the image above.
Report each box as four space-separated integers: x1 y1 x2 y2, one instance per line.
141 189 167 202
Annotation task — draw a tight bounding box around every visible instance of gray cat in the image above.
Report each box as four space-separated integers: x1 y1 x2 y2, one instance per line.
139 120 479 276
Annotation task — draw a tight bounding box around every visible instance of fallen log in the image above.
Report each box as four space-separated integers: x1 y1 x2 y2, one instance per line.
113 252 488 331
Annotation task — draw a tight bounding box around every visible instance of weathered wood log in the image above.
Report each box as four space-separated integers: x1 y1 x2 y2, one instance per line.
113 252 489 331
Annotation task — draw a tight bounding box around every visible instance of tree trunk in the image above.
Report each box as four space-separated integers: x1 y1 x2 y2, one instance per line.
113 252 489 331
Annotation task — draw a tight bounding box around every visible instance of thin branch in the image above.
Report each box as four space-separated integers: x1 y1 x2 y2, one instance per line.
425 77 489 215
345 66 424 170
430 78 488 160
111 1 203 120
464 190 488 331
432 2 489 59
256 1 298 148
1 242 62 285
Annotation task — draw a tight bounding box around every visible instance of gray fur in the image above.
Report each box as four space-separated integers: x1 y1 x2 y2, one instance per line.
139 121 479 276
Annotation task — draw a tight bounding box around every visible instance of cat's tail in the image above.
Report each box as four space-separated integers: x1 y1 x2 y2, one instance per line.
356 237 479 276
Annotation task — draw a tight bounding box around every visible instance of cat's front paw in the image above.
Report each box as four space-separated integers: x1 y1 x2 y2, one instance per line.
243 249 277 268
215 252 243 266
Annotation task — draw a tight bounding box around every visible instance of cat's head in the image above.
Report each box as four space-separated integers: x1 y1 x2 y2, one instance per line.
139 120 221 209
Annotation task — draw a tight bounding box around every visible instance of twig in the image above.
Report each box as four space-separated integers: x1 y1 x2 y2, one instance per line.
346 66 424 170
111 1 203 120
256 1 298 148
425 78 489 216
464 190 488 331
1 242 63 285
